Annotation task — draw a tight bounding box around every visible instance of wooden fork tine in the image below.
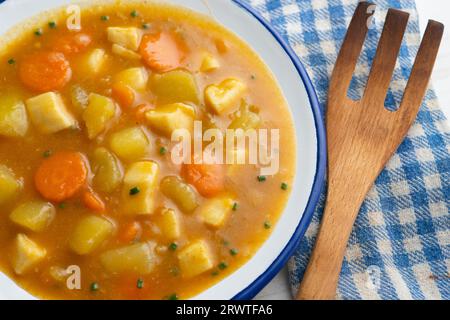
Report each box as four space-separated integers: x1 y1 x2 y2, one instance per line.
329 1 374 101
397 20 444 125
362 9 409 108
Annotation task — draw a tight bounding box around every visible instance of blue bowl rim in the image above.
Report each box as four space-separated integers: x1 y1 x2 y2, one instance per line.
0 0 327 301
230 0 327 300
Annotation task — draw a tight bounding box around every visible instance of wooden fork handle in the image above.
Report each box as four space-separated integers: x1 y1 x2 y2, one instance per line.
297 193 365 300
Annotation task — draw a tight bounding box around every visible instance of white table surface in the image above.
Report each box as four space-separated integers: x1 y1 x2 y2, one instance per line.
254 0 450 300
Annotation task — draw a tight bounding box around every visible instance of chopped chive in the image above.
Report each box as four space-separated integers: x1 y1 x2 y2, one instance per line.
43 150 52 158
129 187 140 196
59 203 67 209
137 278 144 289
257 175 267 182
169 242 178 251
34 28 43 36
130 10 139 18
7 58 15 65
100 15 110 21
48 21 57 29
232 202 238 211
159 146 167 155
90 282 99 292
211 270 219 276
222 240 230 246
142 23 150 29
230 248 239 256
281 182 289 190
218 262 228 270
167 293 179 300
264 221 272 229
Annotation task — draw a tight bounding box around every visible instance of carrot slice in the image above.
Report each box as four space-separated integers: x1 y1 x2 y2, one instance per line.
35 152 88 202
112 83 135 109
181 163 225 197
54 32 92 55
139 32 184 72
134 103 153 123
19 51 72 92
82 190 106 212
118 222 142 244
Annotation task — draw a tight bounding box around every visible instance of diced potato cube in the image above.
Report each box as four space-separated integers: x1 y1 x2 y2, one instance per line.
122 161 159 215
228 101 261 130
107 27 142 51
114 67 148 91
150 70 199 104
200 52 220 72
156 208 181 240
112 44 141 60
9 201 55 232
146 103 195 137
69 215 114 255
124 161 159 188
109 127 150 161
0 93 28 137
160 176 198 213
205 78 246 115
83 93 117 139
197 196 234 228
70 85 89 116
13 234 47 275
92 147 123 193
100 242 157 274
0 165 21 206
177 240 214 278
26 92 77 134
80 48 107 75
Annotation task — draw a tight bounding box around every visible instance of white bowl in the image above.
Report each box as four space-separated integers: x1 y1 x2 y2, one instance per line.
0 0 326 300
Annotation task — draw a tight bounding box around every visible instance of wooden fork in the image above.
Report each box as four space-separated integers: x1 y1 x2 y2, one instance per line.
296 1 444 300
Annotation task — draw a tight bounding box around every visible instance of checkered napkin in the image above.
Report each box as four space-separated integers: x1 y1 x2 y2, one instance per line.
244 0 450 299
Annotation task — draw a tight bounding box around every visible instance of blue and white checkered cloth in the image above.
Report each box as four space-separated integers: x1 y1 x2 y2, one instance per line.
244 0 449 299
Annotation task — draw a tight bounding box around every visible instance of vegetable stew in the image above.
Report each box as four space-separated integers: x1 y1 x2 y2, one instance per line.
0 2 296 299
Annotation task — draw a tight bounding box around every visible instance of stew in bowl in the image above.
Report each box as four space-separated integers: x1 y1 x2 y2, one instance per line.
0 0 302 300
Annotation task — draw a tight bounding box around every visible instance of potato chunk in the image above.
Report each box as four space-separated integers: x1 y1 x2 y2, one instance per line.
197 196 234 228
112 44 141 60
122 161 159 215
0 165 21 206
177 240 214 278
146 103 195 137
26 92 76 134
107 27 142 51
114 67 148 91
69 215 114 255
200 52 220 72
205 78 246 115
109 127 150 161
10 201 55 232
228 101 261 130
92 147 123 193
13 234 47 275
0 93 28 137
150 69 199 104
160 176 198 213
80 48 107 75
100 242 157 275
83 93 118 139
156 208 181 240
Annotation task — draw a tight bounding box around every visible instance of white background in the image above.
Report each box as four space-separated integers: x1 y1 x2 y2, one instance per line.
255 0 450 300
